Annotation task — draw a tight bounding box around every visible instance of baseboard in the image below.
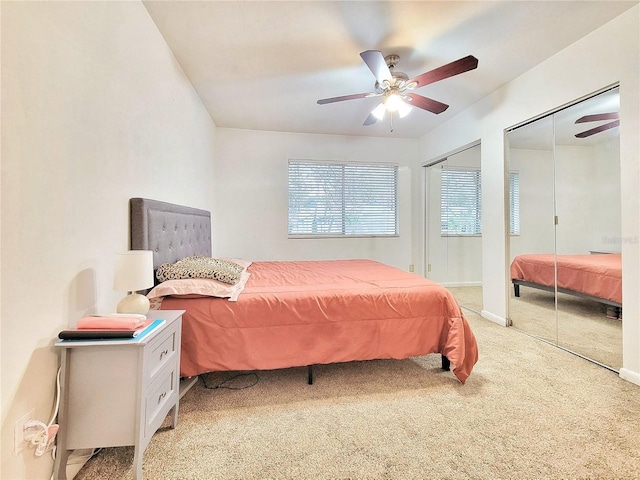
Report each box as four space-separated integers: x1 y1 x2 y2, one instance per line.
481 310 507 326
619 368 640 386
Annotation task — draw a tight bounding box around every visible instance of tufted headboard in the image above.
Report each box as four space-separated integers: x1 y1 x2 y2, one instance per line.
129 198 212 270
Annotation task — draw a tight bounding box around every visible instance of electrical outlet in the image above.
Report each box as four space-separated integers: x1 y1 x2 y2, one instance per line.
409 264 414 272
14 408 35 455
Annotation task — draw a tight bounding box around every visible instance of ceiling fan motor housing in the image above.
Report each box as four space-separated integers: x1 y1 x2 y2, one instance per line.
375 54 409 93
384 54 400 69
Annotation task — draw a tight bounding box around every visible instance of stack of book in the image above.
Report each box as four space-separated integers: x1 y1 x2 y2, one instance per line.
58 314 164 340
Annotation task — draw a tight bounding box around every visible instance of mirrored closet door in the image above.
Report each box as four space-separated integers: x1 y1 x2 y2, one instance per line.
425 144 483 313
507 87 622 370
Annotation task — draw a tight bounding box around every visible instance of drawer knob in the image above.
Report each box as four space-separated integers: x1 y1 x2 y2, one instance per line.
160 349 169 359
158 391 167 403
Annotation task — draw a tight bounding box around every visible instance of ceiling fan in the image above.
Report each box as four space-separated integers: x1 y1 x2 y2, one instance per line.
575 112 620 138
317 50 479 129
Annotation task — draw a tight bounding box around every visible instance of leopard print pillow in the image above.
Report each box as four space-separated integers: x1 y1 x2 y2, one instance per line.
156 256 244 285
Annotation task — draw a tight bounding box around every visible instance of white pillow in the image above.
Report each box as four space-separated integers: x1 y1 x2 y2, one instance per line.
148 259 252 302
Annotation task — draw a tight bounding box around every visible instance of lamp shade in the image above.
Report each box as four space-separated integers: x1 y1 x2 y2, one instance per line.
113 250 154 292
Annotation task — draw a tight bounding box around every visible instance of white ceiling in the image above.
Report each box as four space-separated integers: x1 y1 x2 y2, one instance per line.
142 1 637 139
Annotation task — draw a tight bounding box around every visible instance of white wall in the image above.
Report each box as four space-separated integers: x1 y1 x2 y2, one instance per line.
213 127 417 270
413 7 640 383
1 2 216 478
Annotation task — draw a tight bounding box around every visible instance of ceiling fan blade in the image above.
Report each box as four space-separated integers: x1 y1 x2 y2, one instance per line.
405 93 449 114
363 112 378 126
575 120 620 138
317 93 373 105
408 55 478 88
575 112 619 124
360 50 392 84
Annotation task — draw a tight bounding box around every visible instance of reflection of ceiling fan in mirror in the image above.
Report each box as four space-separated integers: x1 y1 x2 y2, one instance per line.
317 51 478 130
575 112 620 138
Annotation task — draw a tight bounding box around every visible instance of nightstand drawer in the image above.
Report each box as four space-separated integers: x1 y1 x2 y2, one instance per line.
146 323 178 381
144 366 178 438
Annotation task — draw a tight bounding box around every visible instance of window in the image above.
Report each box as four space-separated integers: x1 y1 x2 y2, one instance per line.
440 168 481 235
288 160 398 237
509 171 520 235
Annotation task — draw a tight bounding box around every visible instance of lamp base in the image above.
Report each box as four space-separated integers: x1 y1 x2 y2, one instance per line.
117 293 150 315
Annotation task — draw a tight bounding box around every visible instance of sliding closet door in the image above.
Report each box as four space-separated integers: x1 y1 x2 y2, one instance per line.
507 117 556 341
508 87 622 371
554 88 622 369
425 145 483 312
426 159 450 286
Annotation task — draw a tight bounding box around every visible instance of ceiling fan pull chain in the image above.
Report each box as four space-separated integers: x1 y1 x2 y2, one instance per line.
390 112 394 133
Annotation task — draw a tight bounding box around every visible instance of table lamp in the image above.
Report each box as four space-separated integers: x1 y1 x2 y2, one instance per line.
113 250 154 315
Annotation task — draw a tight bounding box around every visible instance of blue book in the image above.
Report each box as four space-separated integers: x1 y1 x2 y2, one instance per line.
132 319 165 340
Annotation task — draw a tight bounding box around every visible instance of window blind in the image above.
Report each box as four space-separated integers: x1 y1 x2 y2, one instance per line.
288 160 398 237
440 169 482 235
509 171 520 235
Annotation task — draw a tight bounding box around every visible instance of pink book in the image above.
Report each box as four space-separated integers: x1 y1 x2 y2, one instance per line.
76 316 148 330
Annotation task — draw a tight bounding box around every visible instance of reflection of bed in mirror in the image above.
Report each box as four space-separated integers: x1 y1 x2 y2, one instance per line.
510 253 622 315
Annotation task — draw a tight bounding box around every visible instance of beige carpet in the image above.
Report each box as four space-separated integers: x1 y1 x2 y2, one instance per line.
75 311 640 480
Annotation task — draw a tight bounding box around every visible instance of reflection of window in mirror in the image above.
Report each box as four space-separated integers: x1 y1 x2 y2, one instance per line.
440 169 520 236
440 169 481 236
509 172 520 236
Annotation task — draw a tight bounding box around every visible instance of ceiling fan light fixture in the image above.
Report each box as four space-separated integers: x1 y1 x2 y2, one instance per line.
371 103 386 120
385 93 404 112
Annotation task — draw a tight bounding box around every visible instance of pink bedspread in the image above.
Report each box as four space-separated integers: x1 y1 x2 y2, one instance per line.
161 259 478 383
510 253 622 303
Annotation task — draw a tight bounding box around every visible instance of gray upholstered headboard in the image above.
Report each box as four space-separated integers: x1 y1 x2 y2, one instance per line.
130 198 212 270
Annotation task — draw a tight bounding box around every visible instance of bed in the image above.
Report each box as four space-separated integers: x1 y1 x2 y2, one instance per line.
510 253 622 313
130 198 478 384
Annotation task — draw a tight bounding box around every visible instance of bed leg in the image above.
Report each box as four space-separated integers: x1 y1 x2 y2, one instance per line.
514 284 520 297
307 365 314 385
441 355 450 371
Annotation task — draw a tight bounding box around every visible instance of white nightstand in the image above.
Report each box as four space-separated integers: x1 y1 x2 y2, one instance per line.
53 310 185 480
